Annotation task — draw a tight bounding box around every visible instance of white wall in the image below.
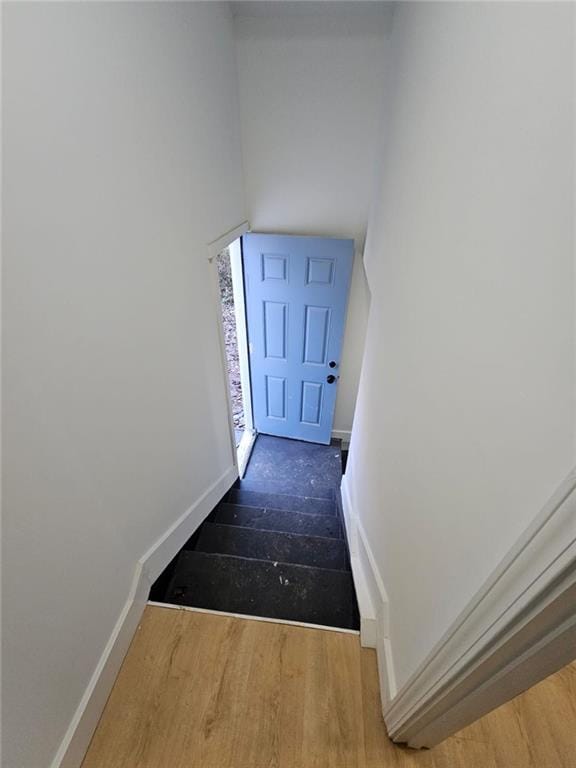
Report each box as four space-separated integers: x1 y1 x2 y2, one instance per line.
2 3 245 765
234 3 390 433
346 1 575 693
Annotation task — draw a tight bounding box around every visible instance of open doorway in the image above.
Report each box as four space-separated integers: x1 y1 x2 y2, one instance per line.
213 236 256 476
216 247 244 442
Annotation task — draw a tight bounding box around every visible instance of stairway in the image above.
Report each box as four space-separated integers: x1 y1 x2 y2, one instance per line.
159 486 359 630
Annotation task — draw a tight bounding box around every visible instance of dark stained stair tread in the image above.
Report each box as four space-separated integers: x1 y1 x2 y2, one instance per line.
165 551 359 630
238 434 342 499
194 523 349 571
211 503 343 539
227 488 336 516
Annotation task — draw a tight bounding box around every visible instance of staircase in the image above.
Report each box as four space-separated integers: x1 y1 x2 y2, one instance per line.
150 435 359 630
157 485 359 630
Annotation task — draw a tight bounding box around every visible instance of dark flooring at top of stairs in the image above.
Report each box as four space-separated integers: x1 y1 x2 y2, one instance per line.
239 434 342 499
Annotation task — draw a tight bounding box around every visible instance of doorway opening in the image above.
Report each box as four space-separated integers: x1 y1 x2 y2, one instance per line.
217 248 244 440
214 237 255 476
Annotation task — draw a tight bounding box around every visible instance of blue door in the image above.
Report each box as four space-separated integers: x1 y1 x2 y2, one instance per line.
243 233 354 445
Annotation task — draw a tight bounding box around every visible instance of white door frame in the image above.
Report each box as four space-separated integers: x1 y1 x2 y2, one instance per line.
228 239 253 430
383 466 576 747
206 221 256 477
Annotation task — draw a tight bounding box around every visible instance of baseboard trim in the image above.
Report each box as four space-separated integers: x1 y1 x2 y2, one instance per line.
340 474 397 705
140 465 238 584
51 463 238 768
332 429 351 444
340 475 376 646
237 429 257 479
50 565 151 768
147 601 361 635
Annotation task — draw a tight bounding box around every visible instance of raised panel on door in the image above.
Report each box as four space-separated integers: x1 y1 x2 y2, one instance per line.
243 233 354 444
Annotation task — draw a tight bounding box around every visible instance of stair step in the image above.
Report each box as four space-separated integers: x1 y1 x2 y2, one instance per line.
237 434 341 499
211 503 343 539
164 551 359 630
227 488 336 516
195 523 349 571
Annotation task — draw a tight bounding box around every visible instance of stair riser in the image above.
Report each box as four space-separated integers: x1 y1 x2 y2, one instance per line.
195 523 349 571
227 489 336 516
165 551 359 630
234 481 334 501
212 503 343 539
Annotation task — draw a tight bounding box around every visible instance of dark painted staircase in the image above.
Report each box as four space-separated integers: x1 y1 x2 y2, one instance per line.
150 437 359 630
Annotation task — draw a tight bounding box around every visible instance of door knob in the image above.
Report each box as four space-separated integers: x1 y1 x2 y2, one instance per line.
326 374 337 384
328 360 337 368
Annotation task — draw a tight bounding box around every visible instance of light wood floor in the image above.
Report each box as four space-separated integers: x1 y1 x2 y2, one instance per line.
82 605 576 768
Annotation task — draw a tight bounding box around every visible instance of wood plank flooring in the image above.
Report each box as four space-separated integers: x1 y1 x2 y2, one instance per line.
82 606 576 768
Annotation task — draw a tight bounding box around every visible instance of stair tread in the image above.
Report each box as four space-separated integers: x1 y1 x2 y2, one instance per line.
238 435 341 499
211 503 343 539
165 550 359 630
195 522 349 571
227 488 336 516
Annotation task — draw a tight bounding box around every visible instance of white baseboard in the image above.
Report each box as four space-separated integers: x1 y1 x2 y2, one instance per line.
139 464 238 584
51 564 151 768
340 474 397 706
237 429 257 479
332 429 351 445
51 464 238 768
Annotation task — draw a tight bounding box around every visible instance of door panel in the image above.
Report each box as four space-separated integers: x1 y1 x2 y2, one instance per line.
243 233 354 444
